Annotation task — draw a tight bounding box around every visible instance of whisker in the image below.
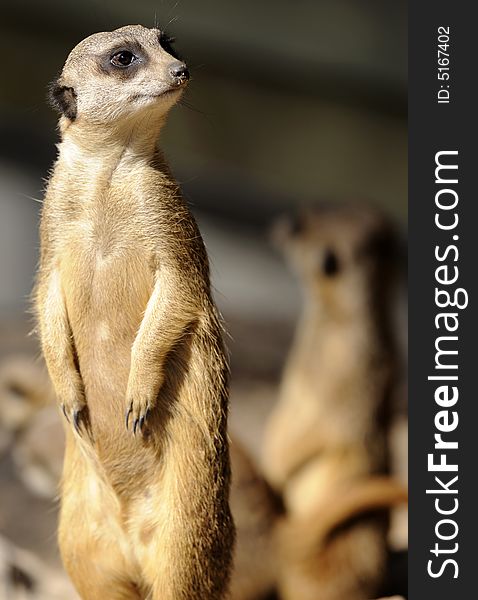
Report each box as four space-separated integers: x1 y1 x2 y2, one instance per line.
178 99 211 118
168 1 180 15
166 0 181 27
17 193 44 204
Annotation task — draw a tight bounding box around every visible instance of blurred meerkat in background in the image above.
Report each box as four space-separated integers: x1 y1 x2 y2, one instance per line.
262 205 402 509
261 204 405 598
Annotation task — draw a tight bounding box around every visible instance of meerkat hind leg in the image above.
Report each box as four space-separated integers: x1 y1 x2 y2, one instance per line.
59 521 143 600
59 460 143 600
59 530 143 600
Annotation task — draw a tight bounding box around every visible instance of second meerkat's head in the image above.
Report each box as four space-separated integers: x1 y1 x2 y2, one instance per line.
49 25 189 126
272 205 402 320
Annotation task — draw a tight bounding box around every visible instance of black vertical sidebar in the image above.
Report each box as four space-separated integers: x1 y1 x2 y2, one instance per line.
409 3 477 598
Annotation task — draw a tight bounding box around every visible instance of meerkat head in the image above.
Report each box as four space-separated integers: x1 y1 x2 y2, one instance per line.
272 205 401 318
48 25 189 127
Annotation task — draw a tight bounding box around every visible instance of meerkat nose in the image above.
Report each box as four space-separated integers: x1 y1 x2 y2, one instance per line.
169 62 189 83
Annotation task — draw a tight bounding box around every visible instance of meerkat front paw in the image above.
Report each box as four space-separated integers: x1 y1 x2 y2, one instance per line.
125 397 152 436
125 371 163 436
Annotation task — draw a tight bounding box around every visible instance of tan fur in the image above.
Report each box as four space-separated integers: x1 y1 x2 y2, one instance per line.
34 25 234 600
261 205 403 597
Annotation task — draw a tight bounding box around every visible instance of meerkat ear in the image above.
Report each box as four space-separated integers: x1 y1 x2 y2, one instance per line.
48 80 77 121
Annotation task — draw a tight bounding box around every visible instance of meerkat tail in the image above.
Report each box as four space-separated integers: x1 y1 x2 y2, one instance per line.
277 476 408 560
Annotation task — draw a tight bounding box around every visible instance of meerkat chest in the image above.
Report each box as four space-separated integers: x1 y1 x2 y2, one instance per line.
54 188 155 333
57 184 154 271
72 188 148 248
284 334 378 439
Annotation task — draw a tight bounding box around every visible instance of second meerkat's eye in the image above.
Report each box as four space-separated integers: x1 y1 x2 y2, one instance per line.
110 50 137 68
321 248 340 277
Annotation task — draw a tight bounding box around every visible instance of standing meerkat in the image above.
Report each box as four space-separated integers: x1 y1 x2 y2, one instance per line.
261 205 403 599
34 25 234 600
262 205 400 512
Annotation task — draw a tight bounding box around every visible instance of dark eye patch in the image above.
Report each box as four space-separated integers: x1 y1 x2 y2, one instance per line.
322 248 340 277
98 42 146 78
158 31 182 60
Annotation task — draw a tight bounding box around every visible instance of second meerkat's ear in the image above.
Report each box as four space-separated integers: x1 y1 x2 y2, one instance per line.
48 80 77 121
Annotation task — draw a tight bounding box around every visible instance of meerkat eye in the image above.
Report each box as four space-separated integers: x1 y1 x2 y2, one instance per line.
110 50 137 68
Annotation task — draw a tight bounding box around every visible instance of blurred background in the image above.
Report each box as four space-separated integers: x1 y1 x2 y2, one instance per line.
0 1 407 597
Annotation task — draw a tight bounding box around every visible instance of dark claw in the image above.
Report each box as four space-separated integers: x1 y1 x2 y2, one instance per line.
139 415 145 432
62 404 70 423
125 405 133 430
133 418 140 436
73 409 82 434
